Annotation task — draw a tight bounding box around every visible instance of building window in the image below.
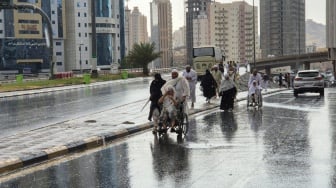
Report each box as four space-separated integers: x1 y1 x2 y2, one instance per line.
79 33 81 37
78 12 80 17
78 23 81 27
56 52 62 56
56 62 63 66
56 42 62 46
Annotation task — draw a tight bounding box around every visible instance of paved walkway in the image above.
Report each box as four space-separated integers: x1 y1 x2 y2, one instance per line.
0 79 285 175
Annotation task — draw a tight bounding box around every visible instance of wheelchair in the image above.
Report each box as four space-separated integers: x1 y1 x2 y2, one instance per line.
156 101 189 137
247 88 263 109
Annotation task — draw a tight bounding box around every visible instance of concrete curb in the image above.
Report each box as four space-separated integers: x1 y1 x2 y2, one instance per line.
0 88 287 175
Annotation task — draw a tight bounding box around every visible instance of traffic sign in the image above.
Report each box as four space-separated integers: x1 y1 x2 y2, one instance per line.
0 0 11 7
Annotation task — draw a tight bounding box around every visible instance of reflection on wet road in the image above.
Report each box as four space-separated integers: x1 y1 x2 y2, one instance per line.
1 89 336 187
0 79 151 137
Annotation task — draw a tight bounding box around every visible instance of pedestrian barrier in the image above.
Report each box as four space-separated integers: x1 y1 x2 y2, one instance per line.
83 74 91 84
121 70 128 79
16 74 23 83
54 72 74 79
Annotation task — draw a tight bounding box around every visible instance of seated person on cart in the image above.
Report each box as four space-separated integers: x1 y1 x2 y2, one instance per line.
249 80 260 105
158 86 178 132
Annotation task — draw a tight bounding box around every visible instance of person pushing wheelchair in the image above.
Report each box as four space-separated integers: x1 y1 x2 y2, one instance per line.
158 86 178 132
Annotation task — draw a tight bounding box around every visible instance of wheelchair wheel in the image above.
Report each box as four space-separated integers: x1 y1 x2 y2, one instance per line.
258 92 263 107
181 113 189 135
176 112 189 136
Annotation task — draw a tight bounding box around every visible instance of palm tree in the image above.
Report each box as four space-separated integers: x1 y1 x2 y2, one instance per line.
126 42 161 76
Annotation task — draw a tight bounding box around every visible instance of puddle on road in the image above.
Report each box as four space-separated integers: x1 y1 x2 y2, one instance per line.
122 121 135 124
185 142 246 149
85 120 97 123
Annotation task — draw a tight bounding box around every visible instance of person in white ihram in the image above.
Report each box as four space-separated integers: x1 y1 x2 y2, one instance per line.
249 80 259 105
182 65 197 108
211 65 222 98
248 69 262 88
248 69 263 106
161 69 190 132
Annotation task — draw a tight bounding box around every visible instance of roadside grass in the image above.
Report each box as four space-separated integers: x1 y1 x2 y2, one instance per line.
0 72 147 92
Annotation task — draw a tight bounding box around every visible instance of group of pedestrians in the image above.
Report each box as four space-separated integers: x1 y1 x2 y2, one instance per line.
148 69 190 133
275 72 294 89
147 64 244 133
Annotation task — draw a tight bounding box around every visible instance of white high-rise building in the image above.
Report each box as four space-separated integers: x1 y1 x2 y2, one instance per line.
209 1 258 64
65 0 123 72
150 0 173 68
125 7 149 55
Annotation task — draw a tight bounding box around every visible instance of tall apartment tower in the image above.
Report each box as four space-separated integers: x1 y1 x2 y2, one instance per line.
173 26 186 48
260 0 305 58
150 0 173 68
209 1 258 64
193 12 210 47
65 0 124 72
185 0 211 65
0 0 66 73
327 0 336 71
125 7 149 56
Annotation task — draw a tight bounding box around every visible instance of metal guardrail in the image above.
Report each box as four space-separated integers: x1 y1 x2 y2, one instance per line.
255 52 329 69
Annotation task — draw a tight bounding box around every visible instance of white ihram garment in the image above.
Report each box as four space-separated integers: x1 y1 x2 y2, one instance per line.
161 76 190 114
182 70 197 103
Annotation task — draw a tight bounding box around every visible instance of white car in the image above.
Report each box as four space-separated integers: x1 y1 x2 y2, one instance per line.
293 70 324 97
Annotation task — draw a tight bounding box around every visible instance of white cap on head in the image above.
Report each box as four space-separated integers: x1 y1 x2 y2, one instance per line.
167 85 175 92
224 73 229 78
185 65 191 68
213 65 218 68
172 69 178 73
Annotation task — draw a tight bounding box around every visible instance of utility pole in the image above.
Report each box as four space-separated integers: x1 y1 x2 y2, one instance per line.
91 0 98 78
253 0 256 70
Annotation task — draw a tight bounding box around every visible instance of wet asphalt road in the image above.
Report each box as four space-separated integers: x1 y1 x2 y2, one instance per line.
0 79 152 137
1 88 335 188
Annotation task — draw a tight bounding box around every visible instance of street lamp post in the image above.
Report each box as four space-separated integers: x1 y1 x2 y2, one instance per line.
253 0 256 70
79 44 83 74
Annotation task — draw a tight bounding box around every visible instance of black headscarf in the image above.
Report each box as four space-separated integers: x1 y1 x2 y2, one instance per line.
150 73 166 102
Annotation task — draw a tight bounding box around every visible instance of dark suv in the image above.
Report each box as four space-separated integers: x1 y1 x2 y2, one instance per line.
293 70 324 97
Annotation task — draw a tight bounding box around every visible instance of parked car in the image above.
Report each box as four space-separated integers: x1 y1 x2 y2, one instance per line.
293 70 324 97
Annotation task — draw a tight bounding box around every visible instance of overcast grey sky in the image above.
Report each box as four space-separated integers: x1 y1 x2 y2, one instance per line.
127 0 326 34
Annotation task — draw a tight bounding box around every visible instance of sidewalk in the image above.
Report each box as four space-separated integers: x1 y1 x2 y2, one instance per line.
0 80 285 175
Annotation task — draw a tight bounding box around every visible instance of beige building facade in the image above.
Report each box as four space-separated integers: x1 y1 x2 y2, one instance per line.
150 0 172 68
209 1 258 65
125 7 148 55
